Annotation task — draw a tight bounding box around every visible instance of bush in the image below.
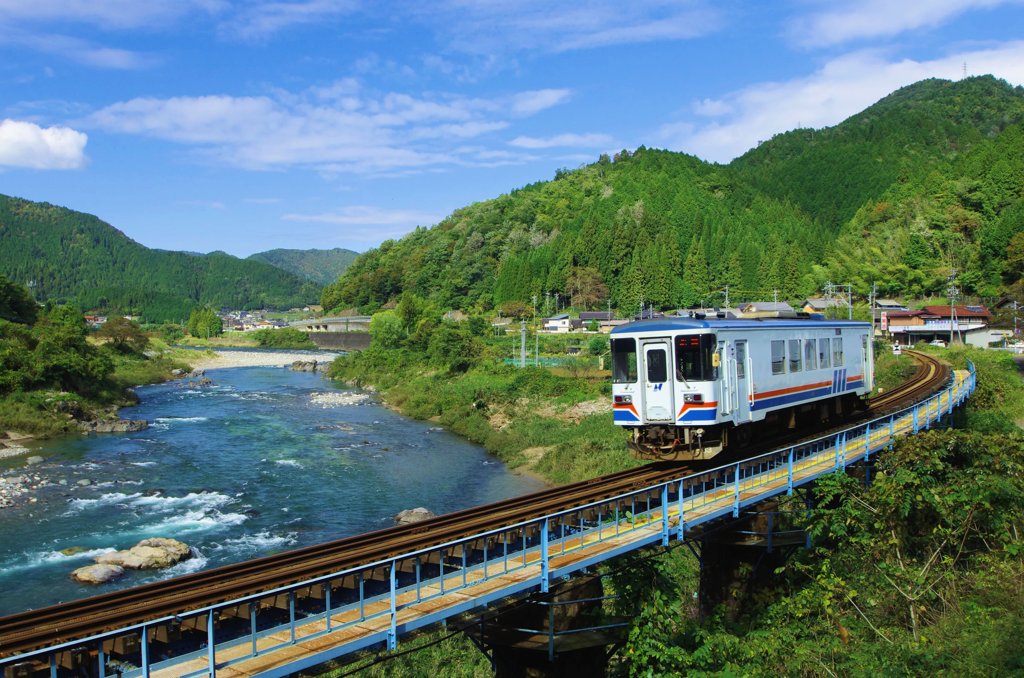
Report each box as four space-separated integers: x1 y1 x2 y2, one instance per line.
249 328 315 349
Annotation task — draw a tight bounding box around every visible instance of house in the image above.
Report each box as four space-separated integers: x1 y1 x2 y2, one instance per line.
737 302 797 318
874 299 908 312
885 305 993 347
543 314 583 333
801 297 850 315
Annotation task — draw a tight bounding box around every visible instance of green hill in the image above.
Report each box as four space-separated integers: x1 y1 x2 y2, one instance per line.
321 76 1024 314
729 76 1024 231
0 196 320 322
248 247 359 286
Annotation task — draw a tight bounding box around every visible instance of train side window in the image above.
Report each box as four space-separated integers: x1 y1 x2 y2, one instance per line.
788 339 801 372
736 342 746 379
612 338 637 383
804 339 816 370
833 338 844 366
647 348 668 383
819 338 831 369
771 340 785 375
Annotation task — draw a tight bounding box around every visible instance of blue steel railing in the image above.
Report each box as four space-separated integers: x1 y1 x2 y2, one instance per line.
1 362 975 678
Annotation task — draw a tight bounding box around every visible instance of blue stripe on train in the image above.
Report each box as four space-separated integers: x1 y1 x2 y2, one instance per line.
750 385 834 412
614 410 640 423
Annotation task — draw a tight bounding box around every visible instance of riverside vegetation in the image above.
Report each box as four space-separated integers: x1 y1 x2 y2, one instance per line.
0 275 191 437
322 312 1024 676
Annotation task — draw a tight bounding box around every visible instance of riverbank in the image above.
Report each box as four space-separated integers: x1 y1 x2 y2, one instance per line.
176 349 340 372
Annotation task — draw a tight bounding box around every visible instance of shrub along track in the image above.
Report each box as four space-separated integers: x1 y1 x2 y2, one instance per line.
0 351 949 661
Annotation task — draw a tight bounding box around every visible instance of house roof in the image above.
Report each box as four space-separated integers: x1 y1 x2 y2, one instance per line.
921 305 992 319
802 297 850 310
738 301 794 313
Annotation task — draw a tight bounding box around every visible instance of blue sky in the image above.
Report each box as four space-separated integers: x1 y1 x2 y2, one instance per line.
1 1 1023 257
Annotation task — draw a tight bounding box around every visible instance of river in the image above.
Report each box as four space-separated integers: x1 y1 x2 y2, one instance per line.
0 366 546 616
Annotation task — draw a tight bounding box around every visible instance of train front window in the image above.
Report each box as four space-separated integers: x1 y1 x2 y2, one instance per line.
676 334 716 381
612 338 638 383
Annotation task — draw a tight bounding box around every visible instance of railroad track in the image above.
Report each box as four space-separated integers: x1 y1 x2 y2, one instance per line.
868 350 949 413
0 350 952 661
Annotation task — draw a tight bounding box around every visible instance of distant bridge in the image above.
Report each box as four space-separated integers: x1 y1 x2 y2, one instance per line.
290 317 371 350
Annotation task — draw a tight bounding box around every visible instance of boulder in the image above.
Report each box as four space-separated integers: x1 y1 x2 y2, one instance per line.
71 564 125 585
79 419 149 434
95 538 192 570
394 507 437 525
290 360 318 372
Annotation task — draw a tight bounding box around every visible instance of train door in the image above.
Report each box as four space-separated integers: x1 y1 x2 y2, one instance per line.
640 340 674 422
734 340 751 422
718 339 733 416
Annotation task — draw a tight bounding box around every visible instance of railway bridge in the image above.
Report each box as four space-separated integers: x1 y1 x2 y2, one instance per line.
0 354 975 677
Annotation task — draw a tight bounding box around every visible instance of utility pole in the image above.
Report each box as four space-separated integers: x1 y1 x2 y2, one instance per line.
520 320 527 368
870 281 877 337
723 285 730 309
948 269 959 346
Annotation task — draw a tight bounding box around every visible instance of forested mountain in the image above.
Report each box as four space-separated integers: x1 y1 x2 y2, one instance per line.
247 248 359 286
321 76 1024 314
0 196 320 322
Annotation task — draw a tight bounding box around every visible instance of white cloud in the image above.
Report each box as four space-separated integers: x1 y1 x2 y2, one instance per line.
218 0 359 41
85 81 575 174
508 89 572 116
8 32 157 69
0 118 87 169
509 133 614 149
789 0 1018 48
282 205 442 241
0 0 221 30
423 0 723 54
657 42 1024 163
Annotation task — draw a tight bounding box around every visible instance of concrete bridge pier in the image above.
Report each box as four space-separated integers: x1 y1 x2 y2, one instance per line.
468 575 624 677
695 500 809 622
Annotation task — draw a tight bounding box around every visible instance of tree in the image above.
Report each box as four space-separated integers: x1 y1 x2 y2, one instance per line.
31 305 112 395
0 275 38 325
565 267 608 309
97 316 149 353
186 307 223 338
499 301 533 321
369 310 405 349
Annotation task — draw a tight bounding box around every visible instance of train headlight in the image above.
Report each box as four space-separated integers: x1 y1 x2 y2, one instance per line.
614 395 633 404
683 394 704 403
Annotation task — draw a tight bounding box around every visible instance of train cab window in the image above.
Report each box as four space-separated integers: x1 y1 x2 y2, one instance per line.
771 340 785 375
788 339 802 372
675 334 717 381
804 339 816 370
819 338 831 369
833 338 844 366
647 348 668 383
612 338 638 383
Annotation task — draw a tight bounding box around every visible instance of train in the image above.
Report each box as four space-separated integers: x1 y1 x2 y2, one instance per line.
610 313 874 460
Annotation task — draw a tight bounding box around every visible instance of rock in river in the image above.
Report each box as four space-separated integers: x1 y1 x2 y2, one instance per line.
394 507 437 525
71 564 125 585
78 419 149 434
95 538 192 570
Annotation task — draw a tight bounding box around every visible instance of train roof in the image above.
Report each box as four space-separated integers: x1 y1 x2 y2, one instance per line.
610 317 871 335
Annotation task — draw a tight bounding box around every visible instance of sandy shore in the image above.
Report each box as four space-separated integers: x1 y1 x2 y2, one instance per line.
179 350 341 372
